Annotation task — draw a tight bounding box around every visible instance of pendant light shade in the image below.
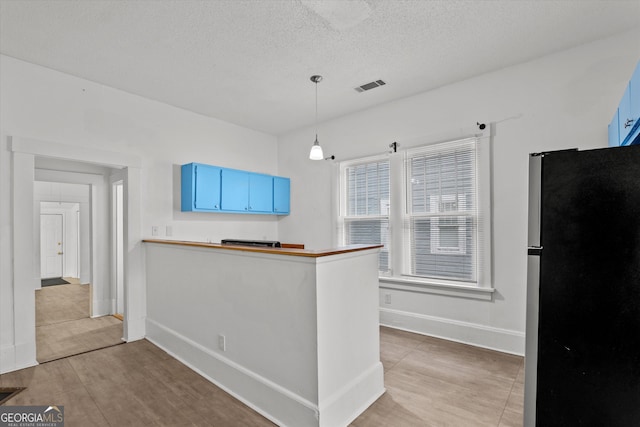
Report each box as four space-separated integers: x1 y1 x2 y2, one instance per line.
309 136 324 160
309 75 324 160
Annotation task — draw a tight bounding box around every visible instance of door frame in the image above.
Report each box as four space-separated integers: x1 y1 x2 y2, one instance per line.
110 174 125 316
8 136 143 370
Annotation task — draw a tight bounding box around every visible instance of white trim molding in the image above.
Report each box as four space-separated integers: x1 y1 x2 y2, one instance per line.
379 276 494 301
379 307 525 356
146 318 319 427
10 136 140 169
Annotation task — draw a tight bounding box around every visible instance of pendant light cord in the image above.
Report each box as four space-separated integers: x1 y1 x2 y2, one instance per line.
315 80 318 140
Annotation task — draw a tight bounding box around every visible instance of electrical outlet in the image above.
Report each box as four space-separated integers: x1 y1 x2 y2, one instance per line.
384 293 391 304
151 226 159 236
218 334 226 351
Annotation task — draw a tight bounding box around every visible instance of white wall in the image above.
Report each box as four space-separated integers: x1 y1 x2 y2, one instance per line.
0 54 280 373
277 28 640 354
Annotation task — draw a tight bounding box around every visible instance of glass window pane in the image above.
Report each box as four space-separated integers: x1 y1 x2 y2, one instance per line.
407 140 477 282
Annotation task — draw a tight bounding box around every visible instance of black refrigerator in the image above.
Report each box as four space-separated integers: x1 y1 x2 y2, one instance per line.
524 145 640 427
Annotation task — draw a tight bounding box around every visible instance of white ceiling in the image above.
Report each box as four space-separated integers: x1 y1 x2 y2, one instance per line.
1 0 639 135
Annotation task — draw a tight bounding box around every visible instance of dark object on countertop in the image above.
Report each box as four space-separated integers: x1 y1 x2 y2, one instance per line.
221 239 281 248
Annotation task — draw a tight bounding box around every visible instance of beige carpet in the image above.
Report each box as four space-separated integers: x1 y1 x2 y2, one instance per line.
36 280 123 363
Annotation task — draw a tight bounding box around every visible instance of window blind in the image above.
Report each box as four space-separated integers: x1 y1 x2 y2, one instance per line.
342 159 390 273
404 138 478 282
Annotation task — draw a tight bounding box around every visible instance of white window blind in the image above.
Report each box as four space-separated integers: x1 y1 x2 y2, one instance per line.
341 157 390 273
404 138 478 282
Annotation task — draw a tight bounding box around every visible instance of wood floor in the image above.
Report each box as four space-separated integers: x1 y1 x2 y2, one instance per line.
1 325 524 426
36 279 123 363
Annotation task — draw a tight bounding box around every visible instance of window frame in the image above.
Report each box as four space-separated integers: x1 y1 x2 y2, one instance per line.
337 131 493 300
338 153 391 274
403 138 478 282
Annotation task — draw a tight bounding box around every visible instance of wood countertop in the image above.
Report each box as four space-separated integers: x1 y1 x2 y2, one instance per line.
142 239 383 258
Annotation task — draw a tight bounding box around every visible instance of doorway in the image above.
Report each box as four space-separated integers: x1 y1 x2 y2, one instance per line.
7 137 143 373
34 182 122 363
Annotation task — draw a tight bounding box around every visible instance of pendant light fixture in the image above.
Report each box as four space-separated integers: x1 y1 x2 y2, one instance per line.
309 75 324 160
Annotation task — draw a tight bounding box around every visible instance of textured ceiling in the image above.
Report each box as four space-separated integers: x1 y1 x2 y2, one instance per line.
1 0 639 135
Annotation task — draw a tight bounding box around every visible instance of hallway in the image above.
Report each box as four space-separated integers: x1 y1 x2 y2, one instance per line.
36 279 123 363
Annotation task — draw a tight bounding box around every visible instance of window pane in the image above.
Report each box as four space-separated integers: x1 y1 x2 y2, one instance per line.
406 140 477 282
346 161 390 216
410 216 474 280
343 158 390 273
345 218 389 272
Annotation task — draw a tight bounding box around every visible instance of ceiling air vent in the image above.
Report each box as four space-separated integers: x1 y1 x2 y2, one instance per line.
354 79 386 93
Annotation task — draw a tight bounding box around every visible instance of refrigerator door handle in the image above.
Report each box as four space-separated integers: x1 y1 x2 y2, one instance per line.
527 246 543 256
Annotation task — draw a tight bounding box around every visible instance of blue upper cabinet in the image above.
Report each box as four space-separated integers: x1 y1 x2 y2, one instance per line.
273 177 290 214
182 163 289 215
610 60 640 147
249 173 274 213
221 169 249 211
181 163 221 211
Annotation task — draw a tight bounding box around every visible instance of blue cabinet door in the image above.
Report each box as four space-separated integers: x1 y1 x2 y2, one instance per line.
181 163 221 211
194 164 221 210
608 109 620 147
273 177 290 214
248 173 273 213
221 169 249 211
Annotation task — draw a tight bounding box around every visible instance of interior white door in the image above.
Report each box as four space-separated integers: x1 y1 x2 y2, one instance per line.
40 213 63 278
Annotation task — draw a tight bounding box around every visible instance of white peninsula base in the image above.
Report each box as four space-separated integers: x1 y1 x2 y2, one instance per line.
144 240 384 427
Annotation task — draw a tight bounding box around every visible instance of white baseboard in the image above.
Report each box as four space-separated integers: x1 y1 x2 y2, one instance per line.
319 362 385 427
91 298 111 317
379 307 525 356
145 318 320 427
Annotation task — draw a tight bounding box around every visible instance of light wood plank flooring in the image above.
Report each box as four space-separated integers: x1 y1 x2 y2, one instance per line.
2 326 523 426
36 279 123 363
354 328 524 427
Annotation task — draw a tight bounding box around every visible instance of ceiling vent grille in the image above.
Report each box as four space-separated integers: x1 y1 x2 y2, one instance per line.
354 79 386 93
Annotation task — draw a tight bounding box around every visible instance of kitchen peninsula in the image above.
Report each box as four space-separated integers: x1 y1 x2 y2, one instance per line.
143 239 385 427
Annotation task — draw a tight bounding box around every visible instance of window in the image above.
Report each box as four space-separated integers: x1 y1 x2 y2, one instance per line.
405 139 477 282
339 156 390 273
338 134 491 292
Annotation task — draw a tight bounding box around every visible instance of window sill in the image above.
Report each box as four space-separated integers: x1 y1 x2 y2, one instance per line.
378 276 494 301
